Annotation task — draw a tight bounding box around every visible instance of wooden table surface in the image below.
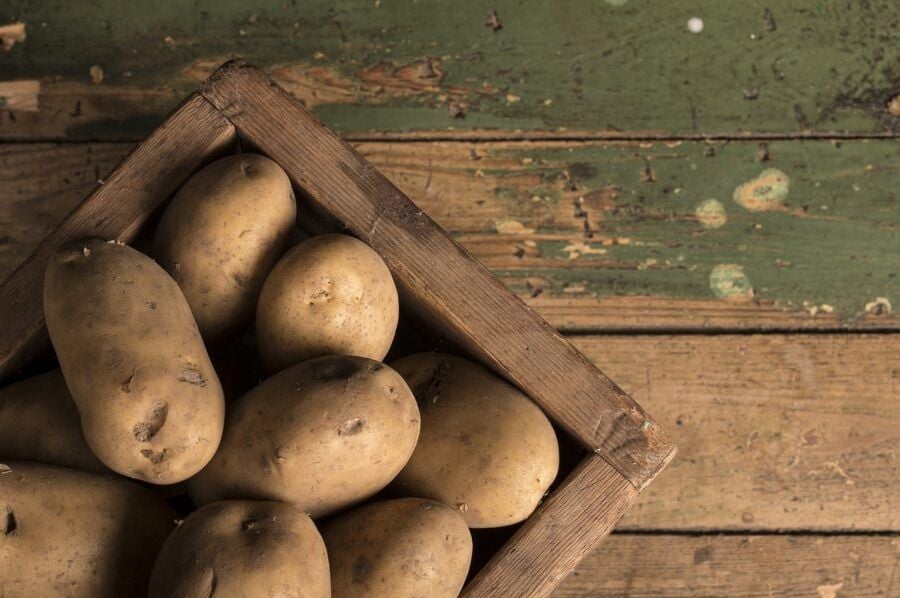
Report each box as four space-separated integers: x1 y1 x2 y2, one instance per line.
1 1 898 595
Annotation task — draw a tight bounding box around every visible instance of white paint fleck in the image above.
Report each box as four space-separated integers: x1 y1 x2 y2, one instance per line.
687 17 704 33
506 93 521 104
709 264 754 302
816 581 844 598
695 199 727 228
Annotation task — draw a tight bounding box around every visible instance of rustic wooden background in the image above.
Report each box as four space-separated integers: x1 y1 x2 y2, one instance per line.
1 1 898 595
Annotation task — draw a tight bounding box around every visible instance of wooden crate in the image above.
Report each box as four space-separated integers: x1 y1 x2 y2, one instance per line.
0 60 675 597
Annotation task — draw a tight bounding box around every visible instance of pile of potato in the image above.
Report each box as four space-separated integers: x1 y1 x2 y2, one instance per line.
0 154 560 597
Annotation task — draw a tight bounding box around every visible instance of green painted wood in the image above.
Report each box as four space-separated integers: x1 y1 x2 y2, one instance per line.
1 0 899 140
1 139 896 328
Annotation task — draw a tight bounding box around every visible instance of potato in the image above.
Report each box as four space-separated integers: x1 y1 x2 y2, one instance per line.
0 461 175 597
0 370 108 474
322 498 472 598
256 233 399 374
151 153 296 344
149 500 330 598
189 355 419 518
43 239 225 484
390 353 559 528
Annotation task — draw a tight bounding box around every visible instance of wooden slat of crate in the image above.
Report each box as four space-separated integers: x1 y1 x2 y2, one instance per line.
0 95 236 380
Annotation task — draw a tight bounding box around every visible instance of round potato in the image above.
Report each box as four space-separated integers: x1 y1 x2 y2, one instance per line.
189 355 419 518
0 370 108 474
149 500 330 598
151 153 296 344
256 233 399 374
390 353 559 528
322 498 472 598
0 461 175 597
43 239 225 484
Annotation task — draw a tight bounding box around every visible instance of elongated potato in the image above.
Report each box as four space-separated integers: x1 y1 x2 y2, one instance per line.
256 233 399 374
43 239 225 484
390 353 559 528
0 370 108 473
322 498 472 598
0 461 175 597
149 500 330 598
189 355 419 518
152 153 296 344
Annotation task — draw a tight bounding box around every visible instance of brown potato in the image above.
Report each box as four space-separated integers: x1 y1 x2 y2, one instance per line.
0 461 175 597
151 153 296 344
0 370 108 473
390 353 559 528
256 233 399 374
149 500 330 598
322 498 472 598
189 355 419 518
43 239 225 484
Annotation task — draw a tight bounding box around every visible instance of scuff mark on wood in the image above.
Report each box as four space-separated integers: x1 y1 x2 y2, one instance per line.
0 22 25 51
484 10 502 32
0 80 40 111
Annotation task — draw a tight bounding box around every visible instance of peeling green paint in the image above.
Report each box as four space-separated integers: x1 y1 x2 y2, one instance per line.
3 0 900 139
733 168 790 212
473 139 899 320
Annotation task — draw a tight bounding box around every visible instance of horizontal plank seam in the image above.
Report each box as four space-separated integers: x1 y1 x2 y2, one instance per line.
561 327 900 336
0 132 897 145
613 529 900 537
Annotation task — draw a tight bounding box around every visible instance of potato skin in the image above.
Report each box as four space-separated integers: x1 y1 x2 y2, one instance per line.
151 153 296 344
322 498 472 598
149 500 330 598
189 355 419 518
256 233 399 374
390 353 559 528
0 370 108 474
0 461 175 597
43 239 225 484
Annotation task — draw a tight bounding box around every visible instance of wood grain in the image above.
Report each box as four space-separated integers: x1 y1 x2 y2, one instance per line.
465 456 639 597
2 0 899 140
3 140 896 331
554 534 900 597
0 94 235 382
574 334 899 531
199 60 674 489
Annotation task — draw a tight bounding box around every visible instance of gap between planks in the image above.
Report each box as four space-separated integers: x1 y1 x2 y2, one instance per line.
1 131 899 145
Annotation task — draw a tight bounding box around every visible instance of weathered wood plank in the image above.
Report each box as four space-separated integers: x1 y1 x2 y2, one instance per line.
2 139 896 330
555 534 900 597
575 334 899 531
1 1 898 140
